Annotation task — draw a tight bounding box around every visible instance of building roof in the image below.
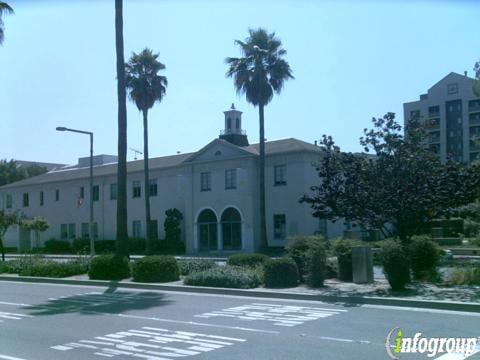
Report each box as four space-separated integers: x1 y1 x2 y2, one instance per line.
0 138 322 190
15 160 66 172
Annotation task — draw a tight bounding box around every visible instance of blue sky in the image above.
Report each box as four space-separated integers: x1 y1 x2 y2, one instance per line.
0 0 479 165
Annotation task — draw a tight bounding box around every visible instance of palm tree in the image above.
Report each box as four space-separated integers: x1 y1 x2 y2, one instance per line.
0 2 14 45
226 28 293 251
125 48 167 254
115 0 129 257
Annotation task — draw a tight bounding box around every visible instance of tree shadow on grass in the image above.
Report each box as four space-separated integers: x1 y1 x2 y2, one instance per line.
25 282 173 317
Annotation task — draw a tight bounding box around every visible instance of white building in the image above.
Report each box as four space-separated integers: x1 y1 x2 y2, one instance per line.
0 105 344 254
403 72 480 163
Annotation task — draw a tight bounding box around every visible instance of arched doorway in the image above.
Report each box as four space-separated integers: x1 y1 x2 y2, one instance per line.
221 207 242 250
197 209 218 252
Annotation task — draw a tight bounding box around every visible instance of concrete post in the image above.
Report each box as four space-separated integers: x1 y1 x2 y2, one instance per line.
352 247 374 284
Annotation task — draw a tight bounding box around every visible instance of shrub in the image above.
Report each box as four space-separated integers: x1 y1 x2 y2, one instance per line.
88 255 130 280
94 240 116 253
184 265 261 289
332 239 363 282
19 259 89 278
325 257 338 279
0 261 9 273
380 240 411 291
306 247 326 287
409 236 440 281
72 238 91 253
469 237 480 247
433 238 462 246
129 238 146 254
164 208 183 243
43 239 71 254
285 235 325 279
179 259 217 276
227 253 270 268
263 258 299 288
447 265 480 285
132 256 179 283
154 240 186 254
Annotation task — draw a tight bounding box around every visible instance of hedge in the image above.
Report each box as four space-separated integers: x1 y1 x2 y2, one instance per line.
184 266 261 289
132 256 179 283
263 258 299 288
227 253 270 268
88 255 131 280
380 240 411 291
179 259 217 276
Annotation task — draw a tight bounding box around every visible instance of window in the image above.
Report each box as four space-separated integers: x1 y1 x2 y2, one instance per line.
55 189 60 202
428 105 439 117
133 181 141 198
447 83 458 95
81 222 98 239
23 193 29 207
132 220 142 238
274 214 286 239
60 223 76 240
274 165 287 186
93 185 100 201
149 220 158 240
149 179 158 197
236 118 240 129
40 191 44 206
80 187 84 199
6 194 12 209
225 169 237 189
200 172 211 191
227 117 231 130
110 183 117 200
469 99 480 111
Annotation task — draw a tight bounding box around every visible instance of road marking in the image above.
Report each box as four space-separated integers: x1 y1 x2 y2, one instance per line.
52 326 246 359
117 313 279 334
434 344 480 360
0 355 28 360
195 302 346 327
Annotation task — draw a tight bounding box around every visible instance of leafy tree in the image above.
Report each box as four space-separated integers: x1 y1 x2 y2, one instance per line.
474 60 480 97
164 208 183 243
114 0 129 257
125 48 167 254
0 210 21 261
0 1 13 45
21 217 49 249
0 159 47 186
301 113 480 244
226 28 293 251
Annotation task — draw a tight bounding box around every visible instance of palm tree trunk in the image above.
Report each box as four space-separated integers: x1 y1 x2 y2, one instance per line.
143 109 153 255
115 0 129 258
259 104 268 251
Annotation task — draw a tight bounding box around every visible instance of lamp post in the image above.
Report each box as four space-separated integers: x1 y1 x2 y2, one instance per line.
56 126 95 256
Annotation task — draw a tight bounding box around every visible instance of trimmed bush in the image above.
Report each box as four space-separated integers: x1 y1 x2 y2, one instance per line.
129 238 146 254
433 238 462 246
447 265 480 285
132 256 179 283
325 257 338 279
409 236 440 281
154 240 186 254
72 238 90 253
44 239 71 254
227 253 270 268
94 240 116 253
88 255 130 280
263 258 299 288
19 259 89 278
306 246 326 287
184 266 261 289
285 235 325 279
179 259 218 276
332 239 363 282
380 240 411 291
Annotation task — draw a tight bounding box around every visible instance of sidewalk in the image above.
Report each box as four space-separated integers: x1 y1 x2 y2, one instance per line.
1 273 479 313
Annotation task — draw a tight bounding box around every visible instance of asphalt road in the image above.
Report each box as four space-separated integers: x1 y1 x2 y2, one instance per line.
0 281 478 360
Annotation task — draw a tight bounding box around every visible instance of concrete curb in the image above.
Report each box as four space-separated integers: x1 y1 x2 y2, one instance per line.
0 275 479 313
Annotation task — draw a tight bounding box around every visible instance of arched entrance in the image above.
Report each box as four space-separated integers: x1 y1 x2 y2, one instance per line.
221 207 242 250
197 209 218 252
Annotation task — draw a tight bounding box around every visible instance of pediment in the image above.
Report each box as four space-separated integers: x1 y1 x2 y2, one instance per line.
183 139 256 163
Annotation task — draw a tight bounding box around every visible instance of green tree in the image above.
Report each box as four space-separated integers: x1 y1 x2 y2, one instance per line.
125 48 167 254
0 210 20 261
21 217 49 249
164 208 183 243
115 0 129 257
0 159 47 186
226 28 293 251
301 113 480 244
474 60 480 97
0 1 13 45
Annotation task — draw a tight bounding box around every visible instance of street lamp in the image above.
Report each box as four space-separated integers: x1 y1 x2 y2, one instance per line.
56 126 95 256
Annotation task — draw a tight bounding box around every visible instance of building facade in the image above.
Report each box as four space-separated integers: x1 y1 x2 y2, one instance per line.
0 105 344 254
403 72 480 163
